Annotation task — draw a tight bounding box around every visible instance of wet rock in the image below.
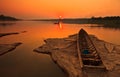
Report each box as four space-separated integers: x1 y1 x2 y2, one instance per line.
0 32 19 37
34 34 120 77
0 42 22 56
0 31 27 37
21 31 27 33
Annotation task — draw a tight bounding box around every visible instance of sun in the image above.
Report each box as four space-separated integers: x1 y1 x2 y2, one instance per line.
59 16 62 19
59 16 61 18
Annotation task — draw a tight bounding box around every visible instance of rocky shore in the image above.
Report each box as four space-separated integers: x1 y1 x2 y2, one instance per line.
34 34 120 77
0 42 22 56
0 31 27 37
0 32 24 56
0 32 19 37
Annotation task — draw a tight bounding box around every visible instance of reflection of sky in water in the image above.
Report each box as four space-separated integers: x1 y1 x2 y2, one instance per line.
0 21 120 77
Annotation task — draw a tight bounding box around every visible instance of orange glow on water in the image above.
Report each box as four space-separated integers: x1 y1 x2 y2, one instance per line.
1 22 120 45
59 22 63 29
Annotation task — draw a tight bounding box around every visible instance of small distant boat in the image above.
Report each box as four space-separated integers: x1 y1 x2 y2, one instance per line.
54 16 62 24
77 29 106 69
54 22 60 24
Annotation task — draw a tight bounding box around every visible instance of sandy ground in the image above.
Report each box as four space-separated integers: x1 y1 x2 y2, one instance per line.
34 34 120 77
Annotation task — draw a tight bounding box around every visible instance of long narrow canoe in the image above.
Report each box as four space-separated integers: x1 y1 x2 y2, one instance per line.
77 29 106 69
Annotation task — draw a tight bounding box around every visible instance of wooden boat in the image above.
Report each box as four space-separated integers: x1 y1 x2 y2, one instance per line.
54 22 60 24
77 29 106 69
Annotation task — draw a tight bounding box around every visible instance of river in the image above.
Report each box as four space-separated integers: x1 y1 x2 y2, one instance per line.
0 21 120 77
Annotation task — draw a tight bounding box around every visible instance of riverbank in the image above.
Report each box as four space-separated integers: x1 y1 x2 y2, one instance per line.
34 34 120 77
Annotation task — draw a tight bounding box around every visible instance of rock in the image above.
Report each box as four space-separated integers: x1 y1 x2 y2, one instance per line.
0 42 22 56
0 32 19 37
105 43 114 53
34 34 120 77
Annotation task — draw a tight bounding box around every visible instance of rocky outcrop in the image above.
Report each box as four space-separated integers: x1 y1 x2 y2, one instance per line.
0 32 19 37
0 42 22 56
34 34 120 77
0 31 27 37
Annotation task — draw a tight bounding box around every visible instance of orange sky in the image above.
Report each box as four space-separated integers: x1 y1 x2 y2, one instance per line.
0 0 120 19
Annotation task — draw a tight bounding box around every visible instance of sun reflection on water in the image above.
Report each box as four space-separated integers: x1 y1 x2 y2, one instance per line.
59 22 62 29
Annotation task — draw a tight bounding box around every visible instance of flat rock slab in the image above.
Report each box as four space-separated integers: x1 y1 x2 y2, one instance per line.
34 34 120 77
0 32 19 37
0 31 27 37
0 42 22 56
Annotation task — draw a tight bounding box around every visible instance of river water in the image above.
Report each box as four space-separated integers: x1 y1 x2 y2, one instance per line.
0 21 120 77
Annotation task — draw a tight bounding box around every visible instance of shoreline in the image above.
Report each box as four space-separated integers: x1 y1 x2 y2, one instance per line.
0 32 19 37
0 31 27 37
0 42 22 56
0 32 25 56
34 34 120 77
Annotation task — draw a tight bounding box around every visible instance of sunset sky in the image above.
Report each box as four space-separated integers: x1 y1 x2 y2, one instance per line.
0 0 120 19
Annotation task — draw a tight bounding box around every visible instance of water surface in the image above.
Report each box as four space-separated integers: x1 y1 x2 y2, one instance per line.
0 21 120 77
